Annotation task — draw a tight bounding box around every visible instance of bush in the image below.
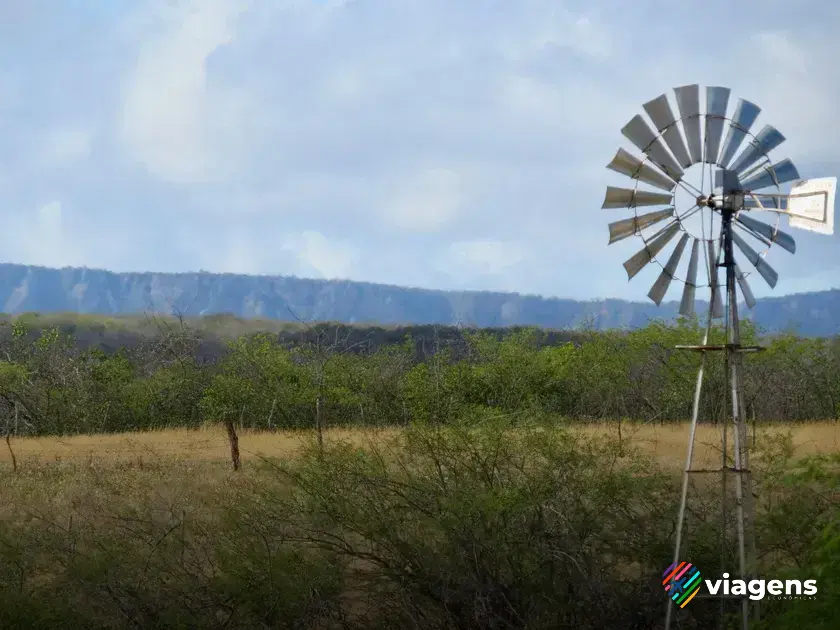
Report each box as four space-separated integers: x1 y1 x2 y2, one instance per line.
0 418 836 627
254 417 698 628
757 452 840 629
0 468 346 629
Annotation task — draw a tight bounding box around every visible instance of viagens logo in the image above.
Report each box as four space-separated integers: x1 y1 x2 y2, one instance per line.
663 562 818 607
663 561 702 608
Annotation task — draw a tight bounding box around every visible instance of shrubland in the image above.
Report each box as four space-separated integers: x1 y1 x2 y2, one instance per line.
0 314 838 436
0 314 836 627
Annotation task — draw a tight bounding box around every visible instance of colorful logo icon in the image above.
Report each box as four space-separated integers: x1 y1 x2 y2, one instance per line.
663 561 702 608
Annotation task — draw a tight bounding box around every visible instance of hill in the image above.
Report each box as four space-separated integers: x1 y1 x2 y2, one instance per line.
0 263 837 335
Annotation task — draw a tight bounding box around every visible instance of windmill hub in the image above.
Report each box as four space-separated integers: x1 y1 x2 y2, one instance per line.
696 194 721 208
697 194 740 211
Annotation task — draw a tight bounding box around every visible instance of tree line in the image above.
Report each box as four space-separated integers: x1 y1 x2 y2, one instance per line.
0 314 838 436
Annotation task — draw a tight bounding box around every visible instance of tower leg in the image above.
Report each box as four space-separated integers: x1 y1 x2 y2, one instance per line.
738 353 759 623
664 299 715 630
722 209 752 630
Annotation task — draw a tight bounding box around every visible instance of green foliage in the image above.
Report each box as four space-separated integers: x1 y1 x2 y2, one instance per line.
0 317 839 435
0 469 346 629
11 320 27 339
255 418 680 627
754 451 840 629
461 328 562 412
248 415 840 628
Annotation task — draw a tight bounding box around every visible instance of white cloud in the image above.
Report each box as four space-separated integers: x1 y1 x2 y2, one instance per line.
216 231 263 275
750 32 808 74
732 31 838 162
37 201 62 235
385 168 467 232
498 75 632 141
37 128 92 168
438 239 528 290
6 201 67 268
450 240 526 272
0 200 132 273
496 7 613 62
282 231 360 279
117 0 247 183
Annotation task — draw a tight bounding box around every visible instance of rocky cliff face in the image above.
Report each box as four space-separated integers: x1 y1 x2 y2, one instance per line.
0 263 836 335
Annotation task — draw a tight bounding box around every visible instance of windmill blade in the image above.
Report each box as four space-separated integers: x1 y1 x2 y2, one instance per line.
735 220 772 250
609 208 675 244
739 158 800 191
643 94 692 168
621 115 685 181
602 186 673 209
738 159 772 183
734 264 757 309
719 99 761 168
704 86 731 165
623 222 681 280
708 240 725 318
679 239 700 316
732 232 779 288
729 125 786 174
736 213 796 253
648 233 690 305
606 148 677 192
674 84 702 164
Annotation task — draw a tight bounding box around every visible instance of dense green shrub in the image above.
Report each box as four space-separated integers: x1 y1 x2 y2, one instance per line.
0 317 838 436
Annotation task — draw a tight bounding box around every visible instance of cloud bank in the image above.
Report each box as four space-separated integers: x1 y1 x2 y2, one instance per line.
0 0 838 303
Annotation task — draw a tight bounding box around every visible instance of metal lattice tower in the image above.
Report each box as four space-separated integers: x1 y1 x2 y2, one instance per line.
600 84 836 630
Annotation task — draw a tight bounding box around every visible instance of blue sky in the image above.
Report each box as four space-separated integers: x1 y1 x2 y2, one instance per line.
0 0 839 302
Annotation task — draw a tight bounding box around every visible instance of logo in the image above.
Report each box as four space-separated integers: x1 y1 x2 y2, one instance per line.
662 563 818 606
663 561 702 608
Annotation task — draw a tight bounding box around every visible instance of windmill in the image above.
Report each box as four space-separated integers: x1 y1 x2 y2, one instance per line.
601 84 836 629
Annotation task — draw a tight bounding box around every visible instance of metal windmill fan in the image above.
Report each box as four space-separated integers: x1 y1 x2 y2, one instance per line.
602 84 807 315
600 84 836 630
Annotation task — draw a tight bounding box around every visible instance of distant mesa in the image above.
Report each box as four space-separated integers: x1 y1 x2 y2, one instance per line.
0 263 835 336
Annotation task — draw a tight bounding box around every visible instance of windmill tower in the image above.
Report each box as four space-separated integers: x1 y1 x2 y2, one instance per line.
600 84 836 629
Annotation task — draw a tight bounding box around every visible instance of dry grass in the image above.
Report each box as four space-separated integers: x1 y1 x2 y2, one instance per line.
1 421 837 475
0 425 389 467
0 421 834 628
580 421 840 471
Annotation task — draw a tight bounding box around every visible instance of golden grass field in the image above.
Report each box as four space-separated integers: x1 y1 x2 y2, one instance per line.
1 421 837 474
0 420 834 628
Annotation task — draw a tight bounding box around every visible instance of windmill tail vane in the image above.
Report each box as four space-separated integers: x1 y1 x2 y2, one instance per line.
600 83 836 630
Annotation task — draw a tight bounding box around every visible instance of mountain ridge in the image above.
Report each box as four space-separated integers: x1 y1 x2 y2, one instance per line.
0 262 837 335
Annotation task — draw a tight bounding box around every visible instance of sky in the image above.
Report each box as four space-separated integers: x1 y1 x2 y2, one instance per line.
1 0 839 303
